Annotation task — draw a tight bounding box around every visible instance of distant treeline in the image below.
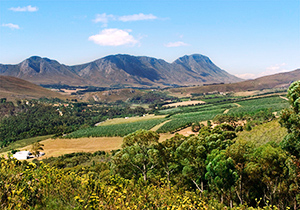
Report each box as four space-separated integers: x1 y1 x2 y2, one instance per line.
0 100 148 148
40 84 165 94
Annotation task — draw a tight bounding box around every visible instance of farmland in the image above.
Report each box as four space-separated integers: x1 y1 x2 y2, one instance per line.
62 93 289 138
97 114 166 126
1 84 298 210
66 118 167 138
162 100 205 107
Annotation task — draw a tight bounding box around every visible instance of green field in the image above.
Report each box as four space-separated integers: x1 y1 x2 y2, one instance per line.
66 118 167 138
228 95 289 114
65 95 289 137
235 120 287 146
156 108 225 133
0 135 52 154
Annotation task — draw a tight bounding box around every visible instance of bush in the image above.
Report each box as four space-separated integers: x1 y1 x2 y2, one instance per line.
235 125 243 132
244 123 252 131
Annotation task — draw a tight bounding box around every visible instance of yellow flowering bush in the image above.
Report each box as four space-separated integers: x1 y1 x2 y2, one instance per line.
0 157 208 209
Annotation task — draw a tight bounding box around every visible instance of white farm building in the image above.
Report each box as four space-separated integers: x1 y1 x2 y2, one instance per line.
13 151 32 160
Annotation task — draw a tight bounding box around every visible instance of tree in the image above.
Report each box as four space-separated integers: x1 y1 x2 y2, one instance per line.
112 129 160 182
0 98 7 103
245 143 290 207
280 80 300 158
176 135 207 192
226 140 254 205
31 142 44 157
191 122 203 132
159 134 186 188
205 149 238 208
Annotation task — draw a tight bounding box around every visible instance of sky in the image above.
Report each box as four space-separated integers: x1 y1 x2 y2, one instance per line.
0 0 299 79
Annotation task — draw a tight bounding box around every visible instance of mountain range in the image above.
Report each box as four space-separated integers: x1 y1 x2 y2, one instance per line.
0 54 242 87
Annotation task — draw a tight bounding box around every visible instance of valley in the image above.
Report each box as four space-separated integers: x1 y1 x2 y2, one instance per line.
1 59 299 210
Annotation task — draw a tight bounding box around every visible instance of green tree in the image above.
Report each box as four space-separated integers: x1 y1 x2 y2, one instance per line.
176 135 207 192
226 140 254 205
205 149 238 208
112 129 160 181
280 80 300 158
191 122 202 132
245 143 290 207
0 98 7 103
31 142 44 157
159 134 186 188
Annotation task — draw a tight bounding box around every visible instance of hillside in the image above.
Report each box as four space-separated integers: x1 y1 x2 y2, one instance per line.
0 76 66 101
167 68 300 96
0 54 242 87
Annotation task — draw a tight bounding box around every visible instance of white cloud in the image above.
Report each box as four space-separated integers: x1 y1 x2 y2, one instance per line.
93 13 157 26
93 13 115 27
2 23 20 29
165 41 189 47
9 5 38 12
235 73 256 80
88 28 138 46
260 63 287 77
118 13 157 22
235 63 288 80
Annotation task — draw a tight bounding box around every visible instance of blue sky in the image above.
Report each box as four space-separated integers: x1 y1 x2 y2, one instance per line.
0 0 299 79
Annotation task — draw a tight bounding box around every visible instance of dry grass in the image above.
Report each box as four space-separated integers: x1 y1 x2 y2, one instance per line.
163 100 205 107
7 127 201 159
279 96 288 101
151 120 171 131
20 137 123 159
233 103 241 107
176 126 198 136
234 91 259 96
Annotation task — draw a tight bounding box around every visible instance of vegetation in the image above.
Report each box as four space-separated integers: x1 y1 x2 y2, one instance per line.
130 91 178 106
0 100 148 147
66 118 166 138
228 96 289 115
280 80 300 158
30 142 44 157
0 157 208 209
1 81 300 209
0 135 51 154
4 123 297 209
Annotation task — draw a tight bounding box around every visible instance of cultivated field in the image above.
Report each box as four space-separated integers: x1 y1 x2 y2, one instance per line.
2 93 290 160
163 100 205 107
97 114 166 126
13 132 180 159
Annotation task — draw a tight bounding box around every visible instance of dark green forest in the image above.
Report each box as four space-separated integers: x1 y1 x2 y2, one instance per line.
0 100 148 147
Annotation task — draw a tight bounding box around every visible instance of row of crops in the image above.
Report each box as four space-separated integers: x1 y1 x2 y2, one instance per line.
66 118 166 138
228 95 289 114
156 104 235 133
66 95 289 138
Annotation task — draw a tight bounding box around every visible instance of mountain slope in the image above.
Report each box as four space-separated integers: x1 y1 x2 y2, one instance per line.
0 54 242 87
0 76 66 101
168 68 300 96
0 56 88 86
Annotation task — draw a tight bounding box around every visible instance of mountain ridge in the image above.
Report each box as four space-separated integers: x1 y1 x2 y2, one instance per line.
0 54 242 87
167 68 300 96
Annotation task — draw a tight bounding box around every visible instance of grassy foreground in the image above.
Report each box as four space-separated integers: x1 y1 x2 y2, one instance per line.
235 120 287 146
